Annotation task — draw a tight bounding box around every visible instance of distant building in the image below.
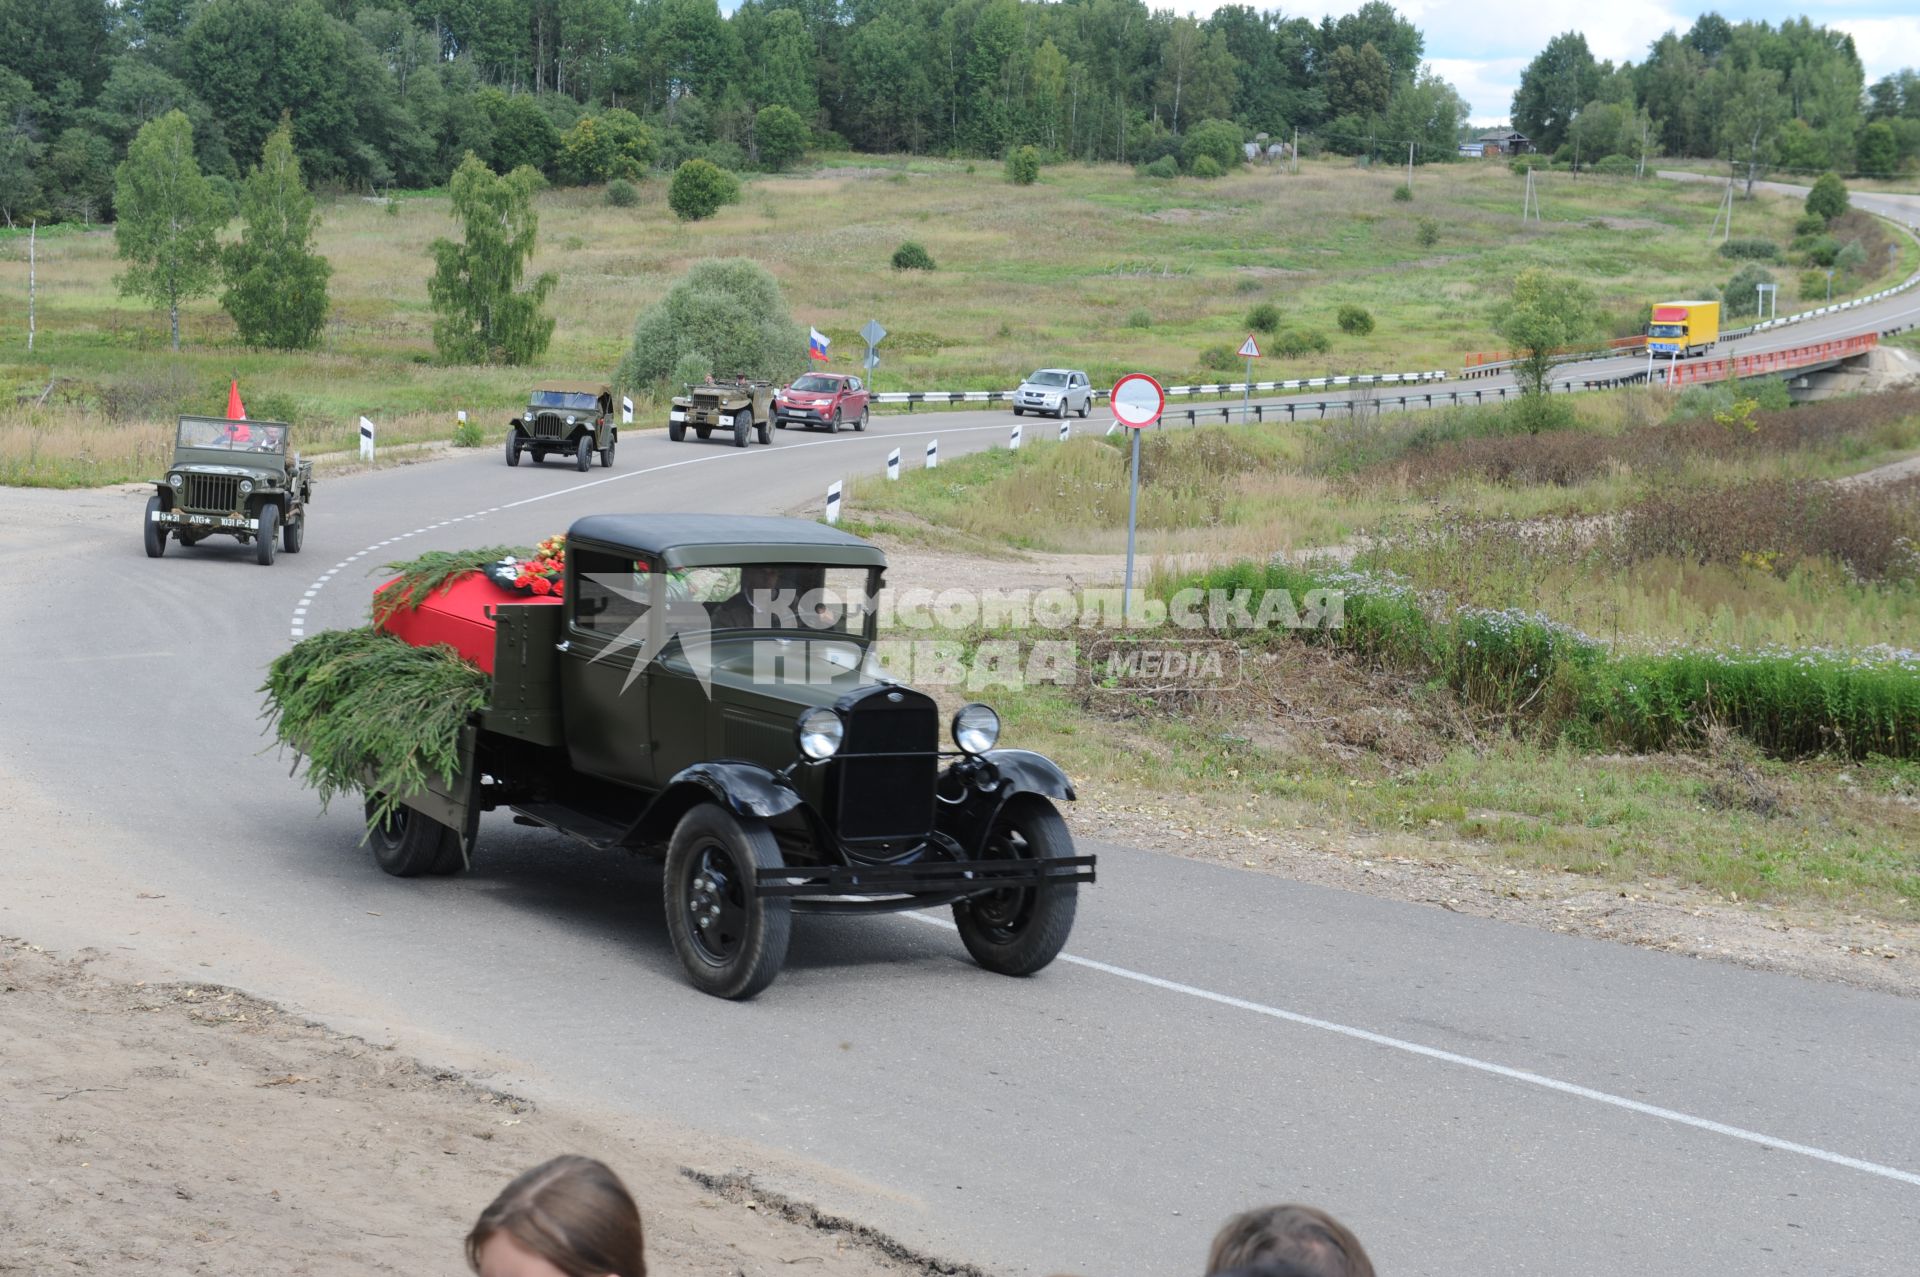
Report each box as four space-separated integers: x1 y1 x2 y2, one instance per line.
1462 129 1532 158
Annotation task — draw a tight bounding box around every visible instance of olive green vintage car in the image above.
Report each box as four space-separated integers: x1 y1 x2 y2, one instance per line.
351 514 1094 999
145 416 312 566
507 382 618 470
668 377 775 448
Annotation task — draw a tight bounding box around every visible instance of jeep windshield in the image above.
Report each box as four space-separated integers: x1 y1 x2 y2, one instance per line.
789 376 841 393
1024 371 1069 387
176 419 285 452
530 390 602 411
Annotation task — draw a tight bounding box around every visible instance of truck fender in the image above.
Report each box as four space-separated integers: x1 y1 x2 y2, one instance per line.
933 749 1076 856
629 763 806 847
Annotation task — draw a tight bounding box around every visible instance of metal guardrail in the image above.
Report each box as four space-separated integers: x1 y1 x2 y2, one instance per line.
871 370 1447 410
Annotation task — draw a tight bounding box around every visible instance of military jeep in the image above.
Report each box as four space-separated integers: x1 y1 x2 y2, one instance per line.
350 514 1095 999
507 382 617 471
145 416 312 566
668 378 775 448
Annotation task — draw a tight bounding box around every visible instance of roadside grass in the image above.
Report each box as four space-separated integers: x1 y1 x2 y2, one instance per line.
5 157 1912 487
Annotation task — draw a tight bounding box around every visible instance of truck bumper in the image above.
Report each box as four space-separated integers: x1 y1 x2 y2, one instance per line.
152 509 257 532
755 854 1095 912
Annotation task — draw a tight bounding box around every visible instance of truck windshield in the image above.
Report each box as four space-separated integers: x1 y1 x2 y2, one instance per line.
684 565 878 635
530 391 602 411
176 419 285 452
1649 324 1685 338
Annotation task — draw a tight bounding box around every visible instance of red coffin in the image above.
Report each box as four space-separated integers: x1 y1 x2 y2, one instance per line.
375 571 560 674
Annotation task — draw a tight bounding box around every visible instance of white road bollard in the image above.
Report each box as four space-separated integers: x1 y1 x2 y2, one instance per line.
1059 422 1070 441
1106 421 1118 436
1010 424 1022 450
926 439 938 469
621 395 634 425
358 416 376 460
825 480 843 525
886 448 901 480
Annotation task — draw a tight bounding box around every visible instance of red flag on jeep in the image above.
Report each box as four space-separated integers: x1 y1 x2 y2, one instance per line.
226 379 247 420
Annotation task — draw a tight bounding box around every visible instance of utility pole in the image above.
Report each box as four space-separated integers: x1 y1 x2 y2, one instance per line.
1522 167 1542 222
1292 126 1299 174
1406 140 1414 190
1637 121 1649 179
1709 180 1733 242
26 220 35 353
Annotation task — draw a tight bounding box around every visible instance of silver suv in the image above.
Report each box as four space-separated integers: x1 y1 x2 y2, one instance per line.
1013 369 1092 418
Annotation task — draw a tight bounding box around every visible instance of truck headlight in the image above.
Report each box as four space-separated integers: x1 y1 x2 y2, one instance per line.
795 707 844 760
168 473 183 488
952 703 1000 755
239 479 254 495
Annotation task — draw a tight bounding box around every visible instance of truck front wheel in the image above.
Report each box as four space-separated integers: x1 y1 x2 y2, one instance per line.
365 798 464 877
952 796 1078 977
663 805 791 1000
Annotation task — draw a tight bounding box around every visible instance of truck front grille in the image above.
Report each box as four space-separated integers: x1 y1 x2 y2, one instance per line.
183 474 240 513
834 690 937 843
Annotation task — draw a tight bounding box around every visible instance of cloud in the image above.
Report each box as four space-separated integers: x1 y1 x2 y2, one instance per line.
1426 57 1530 125
1832 18 1920 81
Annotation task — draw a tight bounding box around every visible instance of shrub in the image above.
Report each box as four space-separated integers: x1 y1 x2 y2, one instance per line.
1805 171 1849 224
452 416 486 447
556 109 657 185
1182 119 1244 173
667 158 740 221
671 351 711 388
1416 217 1440 247
753 104 809 171
1718 237 1779 261
1722 263 1778 320
1142 155 1179 179
1198 344 1239 371
1336 304 1375 336
1799 234 1841 268
891 240 936 271
615 257 804 387
1271 328 1332 357
1005 145 1040 185
1799 269 1831 301
1508 158 1535 175
1124 308 1152 328
1246 302 1281 333
1834 241 1867 274
1189 154 1222 179
605 178 638 207
1793 213 1827 237
1391 183 1412 202
1591 154 1636 176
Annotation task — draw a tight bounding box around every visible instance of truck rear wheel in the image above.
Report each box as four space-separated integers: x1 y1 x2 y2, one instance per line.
952 796 1077 977
365 798 464 877
143 496 168 558
663 805 791 1000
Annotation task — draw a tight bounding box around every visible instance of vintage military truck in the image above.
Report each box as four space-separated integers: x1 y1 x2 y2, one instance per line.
507 382 617 470
145 416 312 566
313 515 1093 999
668 378 775 448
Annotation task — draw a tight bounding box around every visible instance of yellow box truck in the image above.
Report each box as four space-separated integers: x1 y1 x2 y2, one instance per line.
1647 301 1720 360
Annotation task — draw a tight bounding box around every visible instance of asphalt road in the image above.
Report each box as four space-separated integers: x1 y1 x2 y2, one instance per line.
5 262 1920 1274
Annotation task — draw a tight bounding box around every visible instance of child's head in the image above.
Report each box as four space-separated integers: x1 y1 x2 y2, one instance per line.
467 1155 645 1277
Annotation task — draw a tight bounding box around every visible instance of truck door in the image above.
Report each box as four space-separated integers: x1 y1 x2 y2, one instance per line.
559 543 657 787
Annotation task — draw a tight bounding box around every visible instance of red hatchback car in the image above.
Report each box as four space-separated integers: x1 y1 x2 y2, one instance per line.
773 373 870 432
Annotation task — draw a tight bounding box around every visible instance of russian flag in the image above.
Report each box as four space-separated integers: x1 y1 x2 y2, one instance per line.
809 327 831 362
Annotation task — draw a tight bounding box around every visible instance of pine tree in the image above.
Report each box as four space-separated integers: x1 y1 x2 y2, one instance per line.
114 110 223 351
427 153 556 365
222 120 331 350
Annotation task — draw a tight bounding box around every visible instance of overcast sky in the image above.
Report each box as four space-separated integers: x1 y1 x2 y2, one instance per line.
1178 1 1920 124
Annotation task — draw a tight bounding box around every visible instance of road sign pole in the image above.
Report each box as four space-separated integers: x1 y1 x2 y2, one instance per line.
1243 358 1252 419
1123 429 1141 623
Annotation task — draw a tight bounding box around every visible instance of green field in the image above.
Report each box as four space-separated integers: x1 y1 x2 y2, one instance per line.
4 156 1913 487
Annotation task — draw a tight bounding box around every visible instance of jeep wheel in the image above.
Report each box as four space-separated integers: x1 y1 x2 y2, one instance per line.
664 805 791 1000
952 796 1077 977
505 430 523 467
255 504 279 566
599 437 615 468
143 496 168 558
669 420 685 442
856 406 869 432
366 797 464 877
283 512 304 554
732 409 751 449
575 435 593 471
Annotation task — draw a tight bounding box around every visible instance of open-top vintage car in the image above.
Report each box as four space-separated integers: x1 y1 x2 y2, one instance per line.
145 416 312 565
507 382 617 470
311 515 1093 999
668 377 775 448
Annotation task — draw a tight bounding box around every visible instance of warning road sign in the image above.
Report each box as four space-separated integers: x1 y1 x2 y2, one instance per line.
1237 334 1261 359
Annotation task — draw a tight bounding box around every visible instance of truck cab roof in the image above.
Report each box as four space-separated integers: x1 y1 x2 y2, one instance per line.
566 514 887 570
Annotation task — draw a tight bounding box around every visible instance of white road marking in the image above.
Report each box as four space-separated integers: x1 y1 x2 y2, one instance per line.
901 913 1920 1189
